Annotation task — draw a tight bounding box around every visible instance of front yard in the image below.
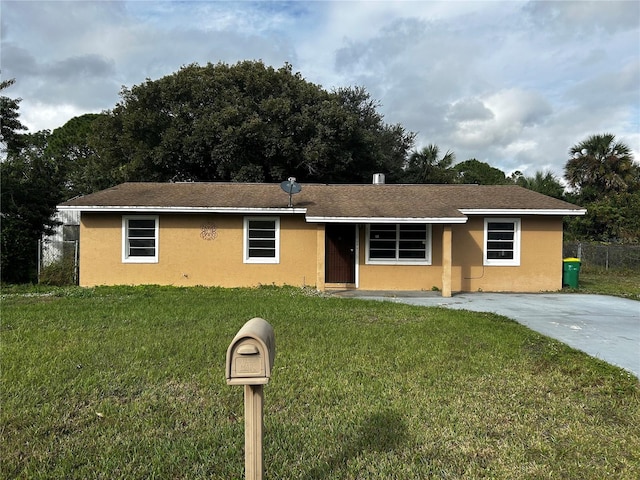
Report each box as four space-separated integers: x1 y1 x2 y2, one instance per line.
1 285 638 479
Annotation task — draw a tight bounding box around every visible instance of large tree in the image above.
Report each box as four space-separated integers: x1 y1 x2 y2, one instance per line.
46 113 107 199
401 144 456 184
565 133 639 202
1 131 64 283
454 159 508 185
566 192 640 243
92 61 414 184
0 79 28 157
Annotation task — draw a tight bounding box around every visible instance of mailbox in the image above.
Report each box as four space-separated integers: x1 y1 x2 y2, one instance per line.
226 317 275 386
226 318 276 480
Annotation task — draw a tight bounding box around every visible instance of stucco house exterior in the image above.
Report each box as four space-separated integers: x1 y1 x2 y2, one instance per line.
57 180 586 296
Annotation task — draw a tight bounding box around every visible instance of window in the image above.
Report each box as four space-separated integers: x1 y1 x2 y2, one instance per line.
484 218 521 266
63 224 79 242
366 224 431 265
244 217 280 263
122 216 158 263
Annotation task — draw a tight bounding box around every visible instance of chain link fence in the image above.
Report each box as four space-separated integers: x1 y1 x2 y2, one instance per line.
563 242 640 271
38 239 79 285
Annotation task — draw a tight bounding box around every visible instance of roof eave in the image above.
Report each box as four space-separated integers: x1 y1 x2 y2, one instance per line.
459 208 587 216
57 205 308 215
57 206 587 218
305 216 468 224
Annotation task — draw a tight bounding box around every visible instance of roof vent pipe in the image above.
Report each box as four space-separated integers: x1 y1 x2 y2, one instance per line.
372 173 385 185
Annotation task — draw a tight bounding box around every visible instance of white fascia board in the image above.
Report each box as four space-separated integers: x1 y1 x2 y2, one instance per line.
56 205 308 215
305 216 468 224
57 205 82 211
459 208 587 216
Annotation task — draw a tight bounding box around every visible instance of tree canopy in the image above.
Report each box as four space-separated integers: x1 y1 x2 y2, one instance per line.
1 79 70 282
453 159 509 185
564 133 639 242
1 79 28 157
565 133 639 202
91 61 415 185
401 144 456 183
511 170 565 199
1 131 64 283
47 113 106 198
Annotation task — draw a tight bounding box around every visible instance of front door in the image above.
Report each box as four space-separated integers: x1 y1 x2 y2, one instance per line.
325 224 356 284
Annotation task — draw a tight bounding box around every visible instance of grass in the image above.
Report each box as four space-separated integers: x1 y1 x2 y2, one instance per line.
572 268 640 300
1 285 639 479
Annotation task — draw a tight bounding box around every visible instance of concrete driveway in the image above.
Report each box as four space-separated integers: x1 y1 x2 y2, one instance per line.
337 292 640 378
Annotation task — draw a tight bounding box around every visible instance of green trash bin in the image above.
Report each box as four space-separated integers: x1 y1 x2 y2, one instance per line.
563 257 581 288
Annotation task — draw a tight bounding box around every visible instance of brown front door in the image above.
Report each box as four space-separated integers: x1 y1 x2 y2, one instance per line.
325 224 356 284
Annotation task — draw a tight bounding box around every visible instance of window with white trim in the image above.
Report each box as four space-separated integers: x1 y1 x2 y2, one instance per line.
122 216 159 263
366 224 431 265
244 217 280 263
484 218 521 266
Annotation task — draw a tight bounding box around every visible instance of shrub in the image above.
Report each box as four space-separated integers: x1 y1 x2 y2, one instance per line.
39 257 76 285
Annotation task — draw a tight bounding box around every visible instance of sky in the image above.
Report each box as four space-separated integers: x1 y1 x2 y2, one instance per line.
2 0 639 179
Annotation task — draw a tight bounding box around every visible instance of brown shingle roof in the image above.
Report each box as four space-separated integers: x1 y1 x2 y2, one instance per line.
59 182 585 220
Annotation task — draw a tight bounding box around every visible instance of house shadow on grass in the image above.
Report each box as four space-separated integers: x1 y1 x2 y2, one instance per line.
304 409 409 479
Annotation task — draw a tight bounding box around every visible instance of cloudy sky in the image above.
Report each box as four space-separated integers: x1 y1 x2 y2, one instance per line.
2 0 639 178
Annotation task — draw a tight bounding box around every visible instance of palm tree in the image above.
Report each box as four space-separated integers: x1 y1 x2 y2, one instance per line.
515 170 565 199
402 144 456 184
565 133 639 201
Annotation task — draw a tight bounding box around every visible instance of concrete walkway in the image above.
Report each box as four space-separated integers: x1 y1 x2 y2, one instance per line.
335 291 640 378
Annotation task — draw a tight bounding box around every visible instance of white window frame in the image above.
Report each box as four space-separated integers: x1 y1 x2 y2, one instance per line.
243 216 280 264
484 218 521 266
365 224 432 265
122 215 159 264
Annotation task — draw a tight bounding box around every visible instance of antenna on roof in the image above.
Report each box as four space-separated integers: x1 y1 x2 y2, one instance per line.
280 177 302 207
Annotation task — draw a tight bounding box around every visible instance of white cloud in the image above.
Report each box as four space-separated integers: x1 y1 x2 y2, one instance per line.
524 0 640 36
19 101 91 133
1 0 638 178
446 98 494 123
450 89 552 151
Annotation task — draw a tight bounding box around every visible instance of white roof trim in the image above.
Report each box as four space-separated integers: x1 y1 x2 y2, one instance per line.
57 205 308 215
305 216 468 224
58 205 585 220
459 208 586 216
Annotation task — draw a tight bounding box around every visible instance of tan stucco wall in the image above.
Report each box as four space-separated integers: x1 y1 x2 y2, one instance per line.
356 217 564 293
80 213 564 293
451 216 564 293
79 213 318 288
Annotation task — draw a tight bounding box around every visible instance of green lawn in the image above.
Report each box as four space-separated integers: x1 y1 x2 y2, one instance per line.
574 269 640 299
2 286 639 479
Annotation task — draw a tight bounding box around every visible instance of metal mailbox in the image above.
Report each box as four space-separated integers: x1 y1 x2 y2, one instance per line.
226 317 276 480
226 317 275 386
